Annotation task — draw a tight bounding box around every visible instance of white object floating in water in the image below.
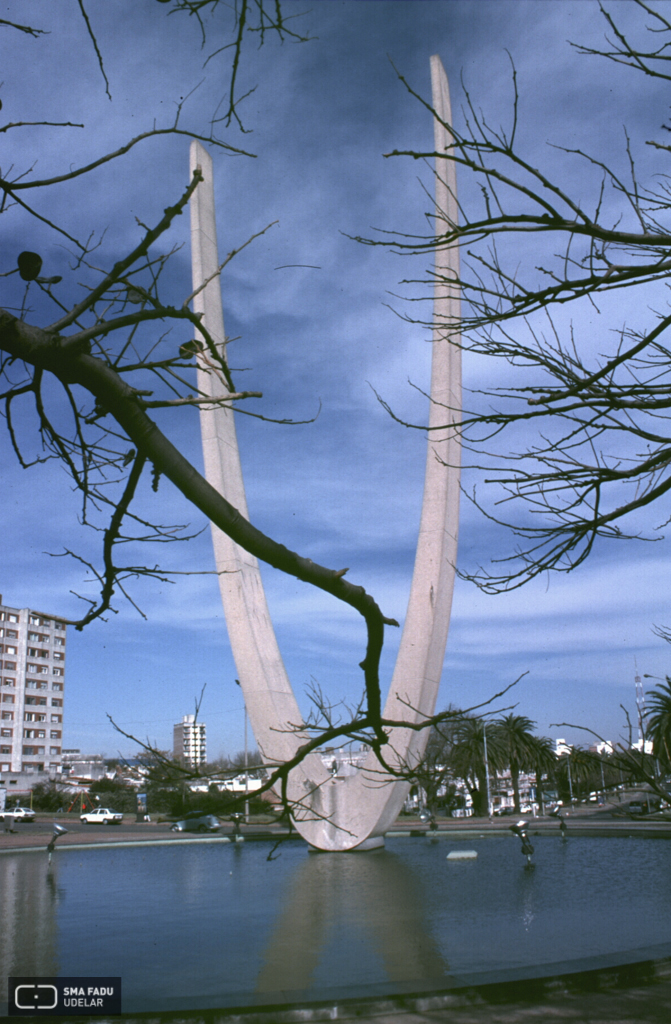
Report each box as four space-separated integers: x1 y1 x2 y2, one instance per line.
447 850 478 860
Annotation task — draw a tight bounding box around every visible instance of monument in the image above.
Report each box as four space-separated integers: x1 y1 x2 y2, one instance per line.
190 55 460 851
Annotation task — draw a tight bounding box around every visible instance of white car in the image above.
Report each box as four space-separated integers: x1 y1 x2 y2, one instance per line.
80 807 123 825
0 805 35 822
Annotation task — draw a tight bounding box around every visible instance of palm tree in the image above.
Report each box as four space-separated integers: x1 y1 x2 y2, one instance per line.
448 716 505 817
495 714 538 813
529 736 556 814
646 678 671 768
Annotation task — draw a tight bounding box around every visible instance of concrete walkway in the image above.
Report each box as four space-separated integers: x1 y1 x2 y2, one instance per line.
336 983 671 1024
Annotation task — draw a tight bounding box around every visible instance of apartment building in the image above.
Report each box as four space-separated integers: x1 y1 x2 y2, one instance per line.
0 595 66 775
173 714 206 769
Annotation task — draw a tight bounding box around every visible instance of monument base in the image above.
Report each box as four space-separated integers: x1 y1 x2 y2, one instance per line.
308 835 385 854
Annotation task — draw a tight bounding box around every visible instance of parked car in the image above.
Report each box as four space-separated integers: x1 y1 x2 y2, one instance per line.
170 811 221 833
0 806 35 822
80 807 123 825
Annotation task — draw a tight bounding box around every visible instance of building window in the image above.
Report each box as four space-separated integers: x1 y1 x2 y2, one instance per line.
5 646 17 655
1 728 12 737
26 697 47 706
50 747 60 756
54 636 65 647
0 746 11 754
1 711 14 720
51 714 62 724
4 662 16 671
53 652 64 661
53 668 63 677
7 614 18 623
3 678 16 687
2 694 15 704
52 682 63 692
51 699 63 707
50 730 61 739
54 621 66 631
23 746 45 755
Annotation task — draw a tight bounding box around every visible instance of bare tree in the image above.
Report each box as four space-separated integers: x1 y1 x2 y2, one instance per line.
0 6 572 827
0 7 456 829
358 0 671 595
153 0 313 130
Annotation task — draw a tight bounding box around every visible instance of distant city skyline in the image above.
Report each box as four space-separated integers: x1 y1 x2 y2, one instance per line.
2 2 670 759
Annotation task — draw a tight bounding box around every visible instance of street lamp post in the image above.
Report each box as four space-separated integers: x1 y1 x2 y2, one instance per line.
483 721 492 820
600 759 606 802
235 680 250 823
244 697 249 823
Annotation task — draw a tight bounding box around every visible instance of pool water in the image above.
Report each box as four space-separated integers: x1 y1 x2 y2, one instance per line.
1 836 671 1012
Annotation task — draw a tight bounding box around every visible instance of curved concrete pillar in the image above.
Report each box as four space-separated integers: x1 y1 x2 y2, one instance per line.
190 55 460 851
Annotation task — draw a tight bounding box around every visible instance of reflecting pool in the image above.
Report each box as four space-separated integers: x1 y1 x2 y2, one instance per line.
2 836 671 1013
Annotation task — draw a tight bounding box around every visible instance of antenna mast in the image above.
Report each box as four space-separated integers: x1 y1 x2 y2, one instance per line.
635 659 646 747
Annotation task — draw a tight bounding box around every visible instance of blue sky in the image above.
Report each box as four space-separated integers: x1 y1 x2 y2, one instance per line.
2 0 670 760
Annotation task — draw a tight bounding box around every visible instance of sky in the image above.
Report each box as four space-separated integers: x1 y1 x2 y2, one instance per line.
2 0 671 761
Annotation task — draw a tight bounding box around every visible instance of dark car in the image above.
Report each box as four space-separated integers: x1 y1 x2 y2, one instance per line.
170 811 221 833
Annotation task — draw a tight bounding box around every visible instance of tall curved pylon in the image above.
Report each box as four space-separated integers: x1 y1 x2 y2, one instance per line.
191 55 460 851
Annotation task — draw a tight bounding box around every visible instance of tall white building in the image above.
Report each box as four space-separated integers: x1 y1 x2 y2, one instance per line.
173 714 206 769
0 595 66 775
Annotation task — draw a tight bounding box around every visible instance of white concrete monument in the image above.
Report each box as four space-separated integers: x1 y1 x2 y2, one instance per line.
190 55 460 851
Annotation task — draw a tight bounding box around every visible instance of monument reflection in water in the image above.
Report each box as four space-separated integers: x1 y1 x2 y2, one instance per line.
2 838 671 1013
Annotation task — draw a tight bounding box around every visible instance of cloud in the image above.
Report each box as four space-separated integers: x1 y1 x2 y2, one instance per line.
2 0 670 757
